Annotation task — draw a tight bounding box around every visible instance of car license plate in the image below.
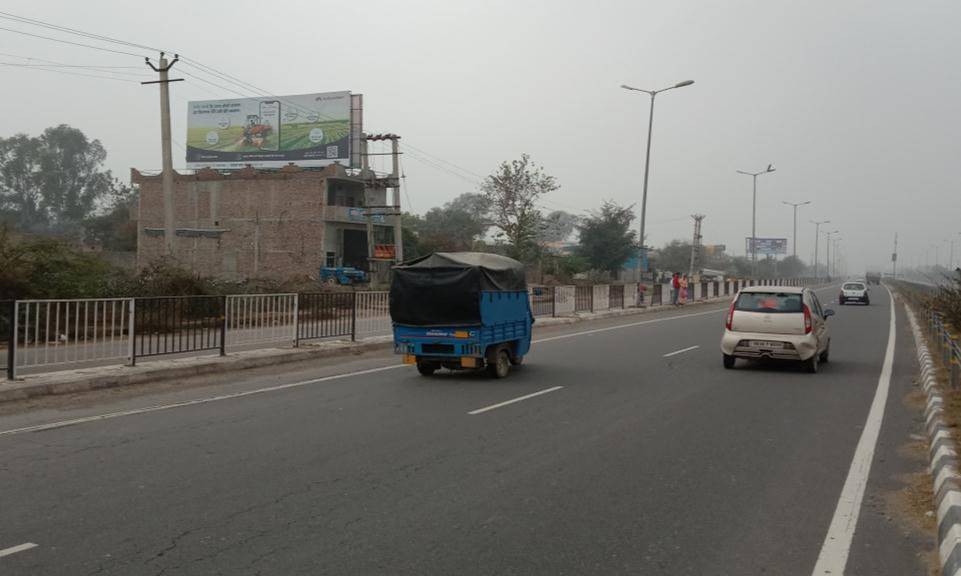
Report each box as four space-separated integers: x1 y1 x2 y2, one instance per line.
751 340 783 349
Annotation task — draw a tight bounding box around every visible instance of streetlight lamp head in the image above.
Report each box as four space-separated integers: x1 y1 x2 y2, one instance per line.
675 80 695 88
766 164 775 172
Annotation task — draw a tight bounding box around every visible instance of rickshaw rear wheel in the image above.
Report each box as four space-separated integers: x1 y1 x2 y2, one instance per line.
416 362 437 376
487 348 511 379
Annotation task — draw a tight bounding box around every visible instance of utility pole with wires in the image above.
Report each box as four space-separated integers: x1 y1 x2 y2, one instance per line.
892 233 898 279
142 52 183 256
689 214 705 279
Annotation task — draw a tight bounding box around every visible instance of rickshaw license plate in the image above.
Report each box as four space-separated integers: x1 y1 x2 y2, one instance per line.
403 354 417 364
751 340 783 349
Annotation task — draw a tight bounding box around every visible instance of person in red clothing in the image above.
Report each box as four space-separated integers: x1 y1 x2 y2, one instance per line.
671 272 681 306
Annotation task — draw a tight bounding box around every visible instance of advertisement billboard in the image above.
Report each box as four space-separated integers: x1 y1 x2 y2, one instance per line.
745 237 788 256
186 91 352 169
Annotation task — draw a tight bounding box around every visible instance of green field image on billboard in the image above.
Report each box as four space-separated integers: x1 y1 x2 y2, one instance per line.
187 120 348 153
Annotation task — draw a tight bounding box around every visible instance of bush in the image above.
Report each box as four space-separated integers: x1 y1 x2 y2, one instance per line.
934 270 961 331
0 227 123 300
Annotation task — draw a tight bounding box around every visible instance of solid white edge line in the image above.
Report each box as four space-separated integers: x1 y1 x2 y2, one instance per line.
0 284 841 437
810 284 896 575
467 386 564 415
663 345 700 358
0 542 38 558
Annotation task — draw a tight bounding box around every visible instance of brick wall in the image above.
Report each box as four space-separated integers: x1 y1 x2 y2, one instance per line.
133 165 349 281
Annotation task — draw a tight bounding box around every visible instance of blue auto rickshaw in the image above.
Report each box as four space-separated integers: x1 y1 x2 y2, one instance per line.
390 252 533 378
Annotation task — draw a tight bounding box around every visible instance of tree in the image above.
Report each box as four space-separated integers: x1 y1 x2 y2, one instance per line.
538 210 577 244
82 184 138 251
576 201 637 275
417 192 490 253
0 125 122 235
482 154 558 263
654 240 694 274
777 255 807 278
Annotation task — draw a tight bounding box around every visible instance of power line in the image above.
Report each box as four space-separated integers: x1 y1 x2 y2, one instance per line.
0 11 165 53
0 25 145 57
0 62 141 83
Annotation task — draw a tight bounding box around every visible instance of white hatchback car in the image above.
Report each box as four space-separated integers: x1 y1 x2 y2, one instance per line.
720 286 835 373
839 281 870 305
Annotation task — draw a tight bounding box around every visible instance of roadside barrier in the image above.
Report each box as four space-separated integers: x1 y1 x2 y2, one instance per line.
4 278 820 379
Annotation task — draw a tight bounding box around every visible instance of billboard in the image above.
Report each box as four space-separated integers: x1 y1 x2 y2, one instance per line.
745 237 788 256
186 91 352 169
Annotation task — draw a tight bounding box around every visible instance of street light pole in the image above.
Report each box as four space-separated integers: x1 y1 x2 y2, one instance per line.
824 229 839 279
738 165 776 278
811 220 830 279
782 200 811 258
621 79 694 280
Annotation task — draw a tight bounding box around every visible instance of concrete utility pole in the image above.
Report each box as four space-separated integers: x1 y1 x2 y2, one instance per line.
689 214 705 279
891 233 897 278
737 164 776 277
811 219 830 279
143 53 183 256
391 136 403 263
781 200 810 258
620 79 695 280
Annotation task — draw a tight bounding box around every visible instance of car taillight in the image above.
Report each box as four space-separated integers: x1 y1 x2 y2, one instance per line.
725 301 736 330
803 304 813 334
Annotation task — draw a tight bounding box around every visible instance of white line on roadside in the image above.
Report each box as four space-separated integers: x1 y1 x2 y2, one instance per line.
810 284 896 576
0 542 38 558
663 345 700 358
467 386 564 415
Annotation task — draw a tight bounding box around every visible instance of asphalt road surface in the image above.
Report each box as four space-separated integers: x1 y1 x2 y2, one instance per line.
0 285 936 575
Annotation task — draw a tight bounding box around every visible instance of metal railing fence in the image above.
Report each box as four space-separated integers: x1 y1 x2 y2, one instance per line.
575 285 593 312
931 311 961 389
355 291 391 339
530 287 556 317
11 298 134 375
609 285 625 309
4 277 824 379
134 296 224 361
226 293 297 349
298 292 355 341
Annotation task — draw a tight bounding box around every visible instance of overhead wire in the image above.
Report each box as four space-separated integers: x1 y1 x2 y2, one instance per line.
0 25 146 57
0 61 142 83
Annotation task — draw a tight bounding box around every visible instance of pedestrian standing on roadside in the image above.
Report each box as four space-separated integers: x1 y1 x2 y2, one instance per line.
679 274 689 305
671 272 680 306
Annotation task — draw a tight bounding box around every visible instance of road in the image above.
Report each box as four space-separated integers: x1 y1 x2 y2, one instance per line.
0 285 936 575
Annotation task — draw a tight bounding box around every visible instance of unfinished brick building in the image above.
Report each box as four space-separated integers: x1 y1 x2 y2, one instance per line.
132 164 393 281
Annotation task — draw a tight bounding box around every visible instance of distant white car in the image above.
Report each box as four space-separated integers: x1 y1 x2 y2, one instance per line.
839 281 870 305
720 286 835 373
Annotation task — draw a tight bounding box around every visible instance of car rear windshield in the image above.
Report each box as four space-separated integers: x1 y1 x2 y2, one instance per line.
843 283 865 290
734 292 804 313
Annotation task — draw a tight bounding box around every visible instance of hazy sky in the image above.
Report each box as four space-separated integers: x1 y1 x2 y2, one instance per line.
2 0 959 272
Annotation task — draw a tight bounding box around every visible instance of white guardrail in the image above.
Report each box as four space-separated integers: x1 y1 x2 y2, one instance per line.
12 298 134 372
225 293 298 349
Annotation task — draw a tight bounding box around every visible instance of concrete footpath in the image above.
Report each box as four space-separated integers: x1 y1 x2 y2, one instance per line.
0 297 727 404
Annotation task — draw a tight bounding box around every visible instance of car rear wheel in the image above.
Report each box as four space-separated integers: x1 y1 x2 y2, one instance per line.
805 352 820 374
723 354 736 369
487 348 511 379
